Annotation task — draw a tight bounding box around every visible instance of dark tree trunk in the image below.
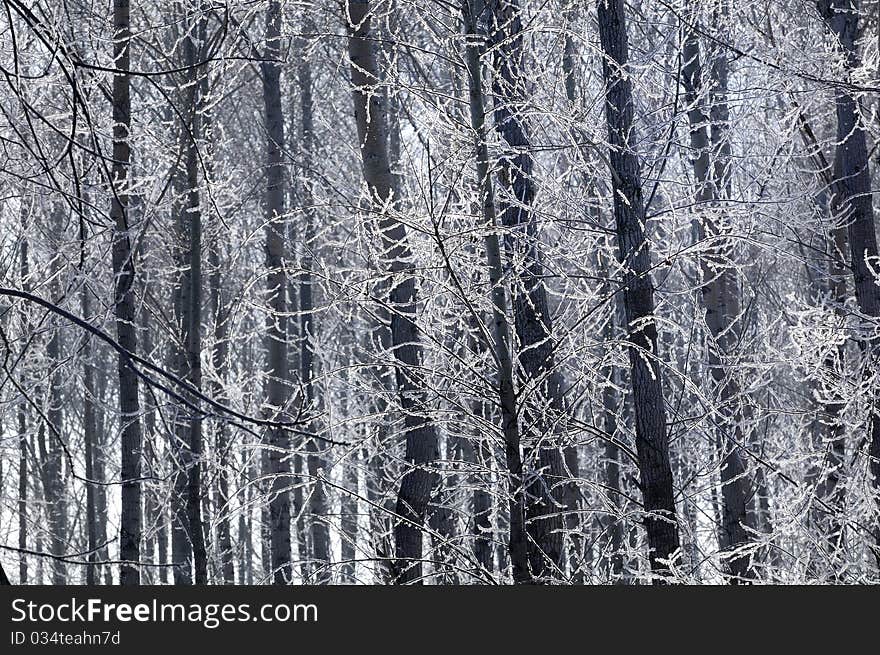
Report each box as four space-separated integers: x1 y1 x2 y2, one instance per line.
818 0 880 568
459 420 494 576
484 0 570 582
596 0 681 579
111 0 142 586
461 0 530 583
82 283 99 585
560 7 600 583
262 0 292 584
170 10 209 585
18 231 30 584
297 46 332 582
798 113 849 576
680 17 757 582
345 0 441 584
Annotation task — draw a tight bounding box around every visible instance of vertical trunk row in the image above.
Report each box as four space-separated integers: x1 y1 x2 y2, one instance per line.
680 17 756 582
262 0 292 584
596 0 681 579
345 0 440 584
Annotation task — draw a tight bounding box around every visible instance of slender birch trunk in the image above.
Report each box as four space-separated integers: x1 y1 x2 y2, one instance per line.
82 283 99 585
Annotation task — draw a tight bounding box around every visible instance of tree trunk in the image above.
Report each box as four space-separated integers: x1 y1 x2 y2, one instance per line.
82 283 99 585
170 10 209 585
170 305 191 584
262 0 292 584
345 0 441 584
484 0 570 582
340 456 359 583
799 113 849 576
43 210 67 585
601 292 626 582
17 402 27 584
297 46 332 582
596 0 681 580
818 0 880 568
680 16 757 582
461 0 530 583
18 231 29 584
428 433 459 583
210 237 235 584
93 368 112 584
26 206 69 586
111 0 142 586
